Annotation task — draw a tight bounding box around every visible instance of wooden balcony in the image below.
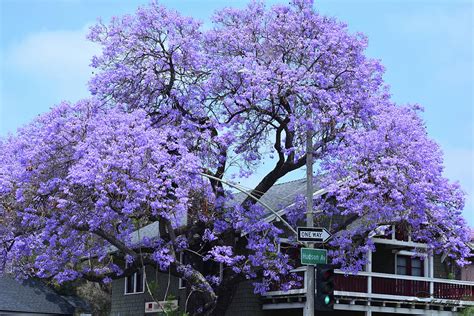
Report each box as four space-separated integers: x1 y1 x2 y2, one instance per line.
265 268 474 305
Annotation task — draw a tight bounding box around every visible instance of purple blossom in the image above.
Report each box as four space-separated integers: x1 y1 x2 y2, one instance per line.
0 0 470 312
204 246 244 266
202 229 217 242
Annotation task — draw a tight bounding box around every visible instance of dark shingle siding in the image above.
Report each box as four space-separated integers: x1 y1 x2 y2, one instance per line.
110 266 183 316
225 280 263 316
110 276 145 316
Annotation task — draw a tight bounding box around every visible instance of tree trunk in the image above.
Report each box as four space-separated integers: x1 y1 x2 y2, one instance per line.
211 274 243 316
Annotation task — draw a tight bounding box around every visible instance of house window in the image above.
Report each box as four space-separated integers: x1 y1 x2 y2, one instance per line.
396 255 424 277
412 258 423 277
125 267 145 294
396 256 408 275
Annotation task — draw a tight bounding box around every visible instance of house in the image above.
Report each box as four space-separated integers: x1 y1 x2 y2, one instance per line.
0 275 91 316
461 232 474 282
109 179 474 316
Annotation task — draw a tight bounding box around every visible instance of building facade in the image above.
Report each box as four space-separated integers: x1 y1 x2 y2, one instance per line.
109 180 474 316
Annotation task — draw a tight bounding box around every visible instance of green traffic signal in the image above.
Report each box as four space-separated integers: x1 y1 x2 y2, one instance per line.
316 264 334 311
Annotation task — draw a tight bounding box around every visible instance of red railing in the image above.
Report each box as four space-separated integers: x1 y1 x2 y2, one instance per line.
267 270 474 302
335 274 367 293
372 277 430 297
434 282 474 300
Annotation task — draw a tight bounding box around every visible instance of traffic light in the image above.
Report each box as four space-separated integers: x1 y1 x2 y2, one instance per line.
316 264 334 311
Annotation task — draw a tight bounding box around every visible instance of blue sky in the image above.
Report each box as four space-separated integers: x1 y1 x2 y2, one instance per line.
0 0 472 225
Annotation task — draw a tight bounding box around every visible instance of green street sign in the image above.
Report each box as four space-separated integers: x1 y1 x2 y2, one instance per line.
301 248 327 265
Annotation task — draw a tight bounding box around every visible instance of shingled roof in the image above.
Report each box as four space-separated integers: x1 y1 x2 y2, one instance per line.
0 275 87 315
112 178 326 246
230 178 324 219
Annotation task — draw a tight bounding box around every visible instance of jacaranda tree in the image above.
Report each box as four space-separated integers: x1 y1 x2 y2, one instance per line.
0 1 470 315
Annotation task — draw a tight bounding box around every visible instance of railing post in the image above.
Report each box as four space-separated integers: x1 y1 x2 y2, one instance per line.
367 250 372 295
429 252 434 298
366 250 372 316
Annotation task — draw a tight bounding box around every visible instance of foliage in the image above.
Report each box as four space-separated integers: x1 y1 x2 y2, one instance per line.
0 0 470 315
460 306 474 316
53 279 111 315
75 281 112 315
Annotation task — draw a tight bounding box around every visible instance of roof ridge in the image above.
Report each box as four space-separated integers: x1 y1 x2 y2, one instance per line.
231 177 306 194
273 177 306 186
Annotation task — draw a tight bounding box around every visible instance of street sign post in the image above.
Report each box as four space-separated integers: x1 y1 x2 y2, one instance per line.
300 248 327 265
297 227 331 243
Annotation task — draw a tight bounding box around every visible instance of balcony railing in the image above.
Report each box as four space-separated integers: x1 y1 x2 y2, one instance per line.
335 274 368 293
372 276 430 297
265 268 474 304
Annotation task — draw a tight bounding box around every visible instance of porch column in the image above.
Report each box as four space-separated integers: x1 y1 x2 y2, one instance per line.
366 250 372 316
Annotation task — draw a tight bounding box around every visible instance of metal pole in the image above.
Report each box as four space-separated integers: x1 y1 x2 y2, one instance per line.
304 107 315 316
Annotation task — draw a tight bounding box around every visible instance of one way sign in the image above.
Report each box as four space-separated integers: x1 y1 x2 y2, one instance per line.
297 227 331 243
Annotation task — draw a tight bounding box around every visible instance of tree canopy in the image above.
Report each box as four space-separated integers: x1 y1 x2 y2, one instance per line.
0 1 470 315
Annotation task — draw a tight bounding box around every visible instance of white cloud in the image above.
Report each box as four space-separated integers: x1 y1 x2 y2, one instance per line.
1 24 101 135
6 24 100 95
